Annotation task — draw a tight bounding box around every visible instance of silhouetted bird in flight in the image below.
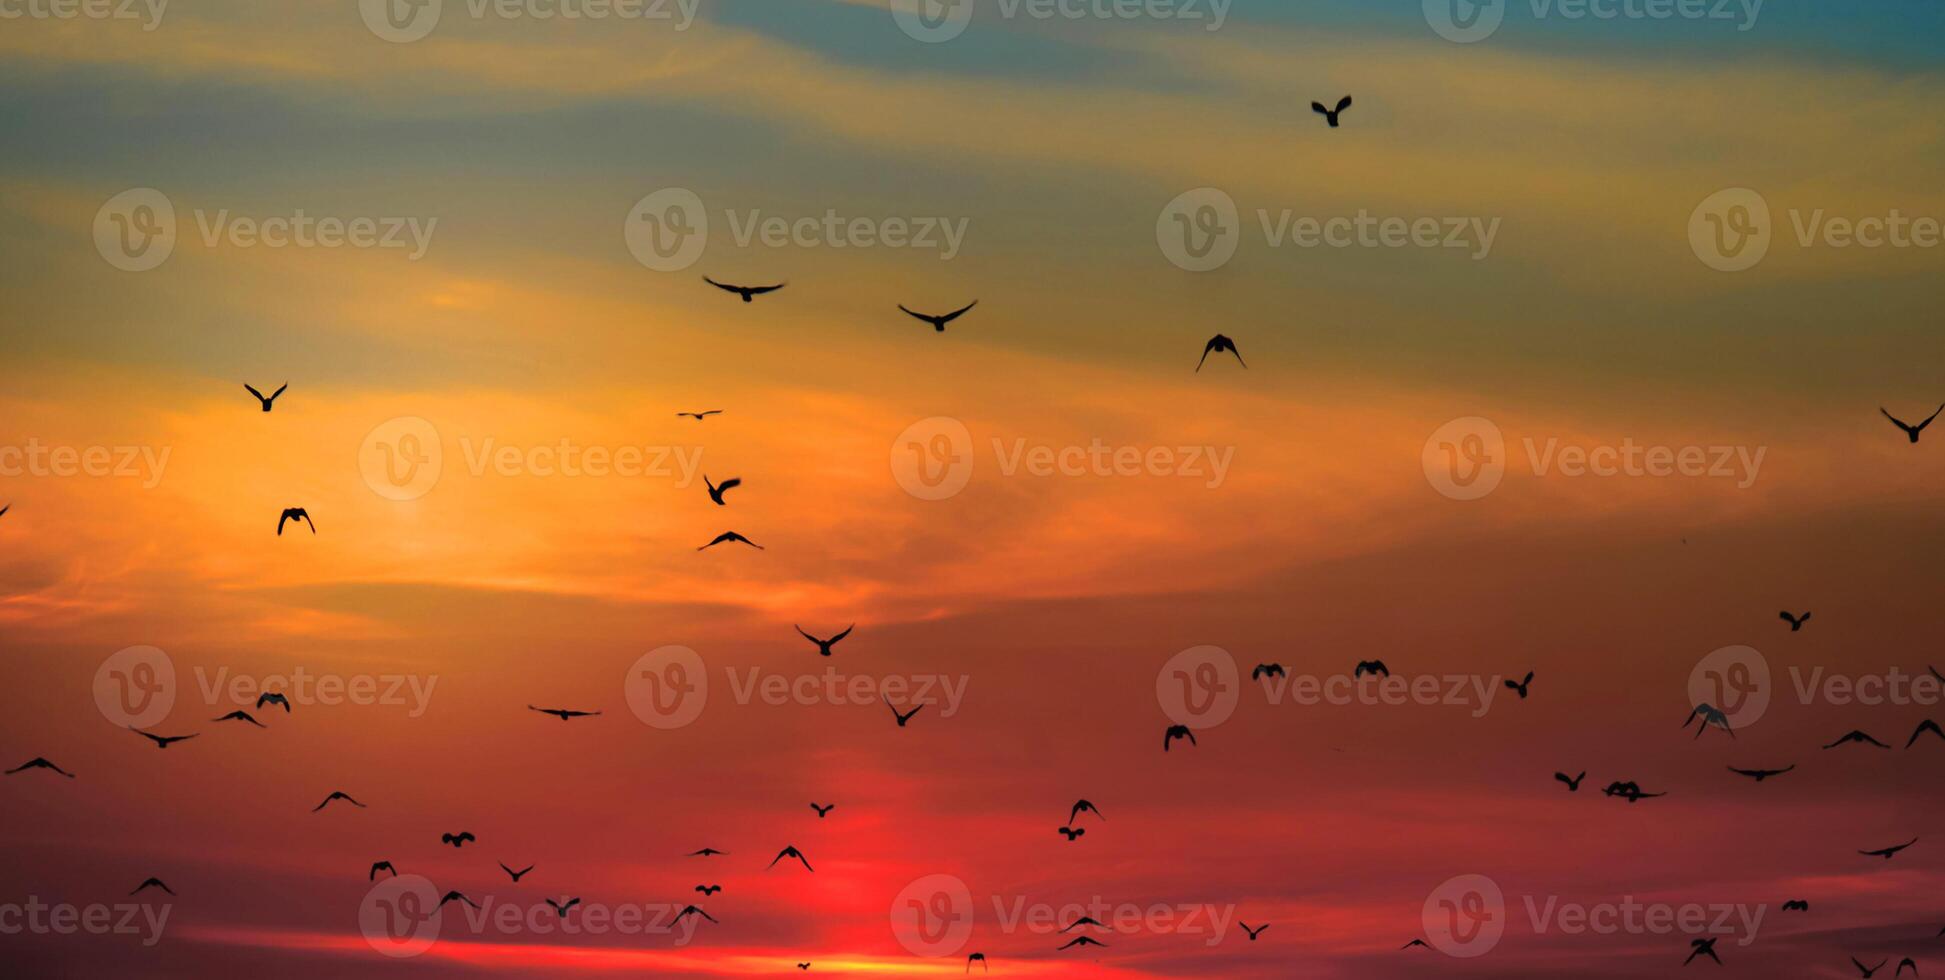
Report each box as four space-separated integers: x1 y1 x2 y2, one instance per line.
528 705 600 720
130 727 197 749
1555 771 1585 792
1196 334 1245 371
313 791 364 811
1727 765 1795 782
1312 95 1352 127
441 832 476 848
1402 939 1430 950
676 410 722 421
277 508 315 535
1252 663 1285 680
1506 671 1534 699
1908 719 1944 747
1061 916 1104 932
795 624 852 656
257 692 290 712
439 891 481 910
1163 725 1196 750
1685 937 1721 965
899 300 977 332
369 861 396 880
1685 703 1734 739
698 531 762 551
688 848 726 857
1069 799 1104 823
129 877 174 896
1859 837 1917 860
1824 730 1890 749
0 504 9 519
1781 899 1807 911
1354 660 1388 678
768 845 814 872
674 905 718 924
499 862 532 882
244 382 287 412
546 897 580 918
212 710 264 727
810 803 835 818
1058 936 1109 950
967 952 988 972
1854 958 1888 978
1241 922 1269 940
704 277 784 302
886 698 924 727
1881 404 1943 443
1058 826 1085 840
1896 958 1918 977
1602 780 1664 802
797 965 810 972
696 884 721 896
704 475 740 505
1780 611 1810 631
6 757 75 778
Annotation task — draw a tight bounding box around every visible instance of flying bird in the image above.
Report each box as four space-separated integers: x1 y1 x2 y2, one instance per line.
1727 765 1795 782
1602 780 1665 802
438 891 481 910
1061 916 1105 933
441 832 476 848
1897 958 1918 978
703 277 785 302
499 862 532 882
1241 922 1269 941
795 624 852 657
1908 719 1944 748
129 727 198 749
129 877 174 896
1685 703 1735 739
688 848 726 857
1252 663 1285 680
1859 837 1917 859
673 905 718 924
1058 936 1109 950
545 897 580 918
256 692 291 712
696 885 721 896
1196 334 1245 371
5 757 75 778
886 698 924 727
1781 899 1808 911
1354 660 1389 678
1824 730 1891 750
967 952 988 972
528 705 601 721
1685 937 1721 965
369 861 397 880
1554 771 1585 792
1855 959 1888 979
698 531 763 551
899 300 978 333
1402 939 1430 950
768 845 814 872
1057 825 1085 841
313 791 365 811
676 410 722 421
1505 671 1534 699
243 382 287 412
277 507 315 535
212 710 265 727
704 475 740 506
810 803 835 818
1780 610 1811 631
1881 404 1944 443
1069 799 1104 823
1163 724 1197 751
1311 94 1352 127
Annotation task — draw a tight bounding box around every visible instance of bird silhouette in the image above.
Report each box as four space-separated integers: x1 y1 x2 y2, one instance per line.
1781 899 1807 911
1354 660 1388 678
795 624 852 656
698 531 763 551
1061 916 1105 932
797 965 810 972
256 692 291 712
277 508 315 536
1252 663 1285 680
703 277 785 302
528 705 601 720
688 848 726 857
441 832 476 848
5 757 75 778
810 803 835 818
499 862 532 882
1896 958 1917 977
1859 837 1917 859
129 877 174 896
1685 937 1721 965
1602 780 1665 802
1402 939 1430 950
1824 730 1890 750
768 845 814 872
1908 719 1944 748
967 952 988 972
1881 404 1943 443
130 727 197 749
704 475 741 506
1727 765 1795 782
0 504 9 519
1312 95 1352 126
212 710 265 727
439 891 481 910
1555 771 1585 791
1241 922 1269 940
676 410 723 421
243 382 287 412
886 698 924 727
1163 724 1196 750
1058 936 1109 950
899 301 977 332
369 861 396 880
1780 611 1811 631
1505 671 1534 699
1058 825 1085 840
1685 703 1735 739
696 884 721 896
1069 799 1104 823
546 897 580 918
313 791 365 811
673 905 718 924
1855 958 1888 978
1196 334 1245 371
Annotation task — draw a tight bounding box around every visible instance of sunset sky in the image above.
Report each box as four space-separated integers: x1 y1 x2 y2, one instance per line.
3 0 1944 976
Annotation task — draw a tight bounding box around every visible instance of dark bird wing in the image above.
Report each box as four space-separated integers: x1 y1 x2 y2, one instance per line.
1311 101 1329 115
939 300 977 323
1883 407 1914 431
270 383 287 401
703 276 740 294
829 624 853 643
1336 95 1352 112
898 304 933 324
746 282 785 295
717 478 741 493
244 383 263 400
